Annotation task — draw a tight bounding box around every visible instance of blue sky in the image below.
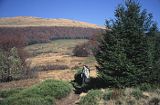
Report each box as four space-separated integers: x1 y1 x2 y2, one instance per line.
0 0 160 27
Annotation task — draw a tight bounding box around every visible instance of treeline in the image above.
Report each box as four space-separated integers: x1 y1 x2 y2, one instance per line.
0 26 104 45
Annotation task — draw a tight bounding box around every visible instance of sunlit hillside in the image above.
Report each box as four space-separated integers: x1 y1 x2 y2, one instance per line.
0 16 104 29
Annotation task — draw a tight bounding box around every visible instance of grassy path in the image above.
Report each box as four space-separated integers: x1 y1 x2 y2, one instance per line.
56 92 80 105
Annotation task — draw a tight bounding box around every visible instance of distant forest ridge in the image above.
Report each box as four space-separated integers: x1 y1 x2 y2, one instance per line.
0 26 104 44
0 16 105 46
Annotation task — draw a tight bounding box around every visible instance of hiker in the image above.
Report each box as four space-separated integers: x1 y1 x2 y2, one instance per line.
81 65 90 84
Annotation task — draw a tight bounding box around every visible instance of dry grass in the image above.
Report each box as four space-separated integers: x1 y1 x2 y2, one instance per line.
28 54 96 69
0 79 40 90
102 88 160 105
25 39 88 56
0 16 104 29
0 39 97 90
38 69 97 81
27 53 97 81
25 39 97 72
27 53 86 69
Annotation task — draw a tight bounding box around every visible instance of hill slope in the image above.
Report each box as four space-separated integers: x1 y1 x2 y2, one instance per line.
0 16 104 45
0 16 104 29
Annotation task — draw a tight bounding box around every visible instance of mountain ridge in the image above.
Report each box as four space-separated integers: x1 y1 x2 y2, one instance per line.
0 16 104 29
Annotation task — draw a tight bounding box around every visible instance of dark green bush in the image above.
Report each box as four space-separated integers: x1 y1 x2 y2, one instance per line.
74 69 83 86
79 90 103 105
1 79 72 105
37 79 72 99
138 83 160 91
18 79 72 99
71 69 84 93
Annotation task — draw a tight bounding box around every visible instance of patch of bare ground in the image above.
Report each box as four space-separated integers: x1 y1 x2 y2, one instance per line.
0 79 40 90
56 91 80 105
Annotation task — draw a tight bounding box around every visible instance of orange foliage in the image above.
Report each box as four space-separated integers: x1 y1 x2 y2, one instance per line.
0 26 104 45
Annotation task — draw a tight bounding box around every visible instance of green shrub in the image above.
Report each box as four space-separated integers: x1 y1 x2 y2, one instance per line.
79 90 103 105
138 83 160 92
2 95 53 105
131 88 143 99
0 47 33 82
37 79 72 99
0 88 23 98
1 79 72 105
18 79 72 99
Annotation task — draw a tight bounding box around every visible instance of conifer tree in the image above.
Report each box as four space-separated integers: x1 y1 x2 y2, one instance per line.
147 24 160 82
95 0 159 87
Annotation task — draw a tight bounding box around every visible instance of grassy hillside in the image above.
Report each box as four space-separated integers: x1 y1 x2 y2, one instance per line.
0 39 97 89
0 17 104 45
0 16 104 29
24 39 97 81
25 39 88 56
0 39 159 105
0 16 105 47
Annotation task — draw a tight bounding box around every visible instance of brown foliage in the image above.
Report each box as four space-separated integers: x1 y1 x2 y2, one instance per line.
0 32 35 82
0 31 29 64
72 42 92 57
0 26 104 45
72 34 103 57
0 34 26 50
31 64 69 71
